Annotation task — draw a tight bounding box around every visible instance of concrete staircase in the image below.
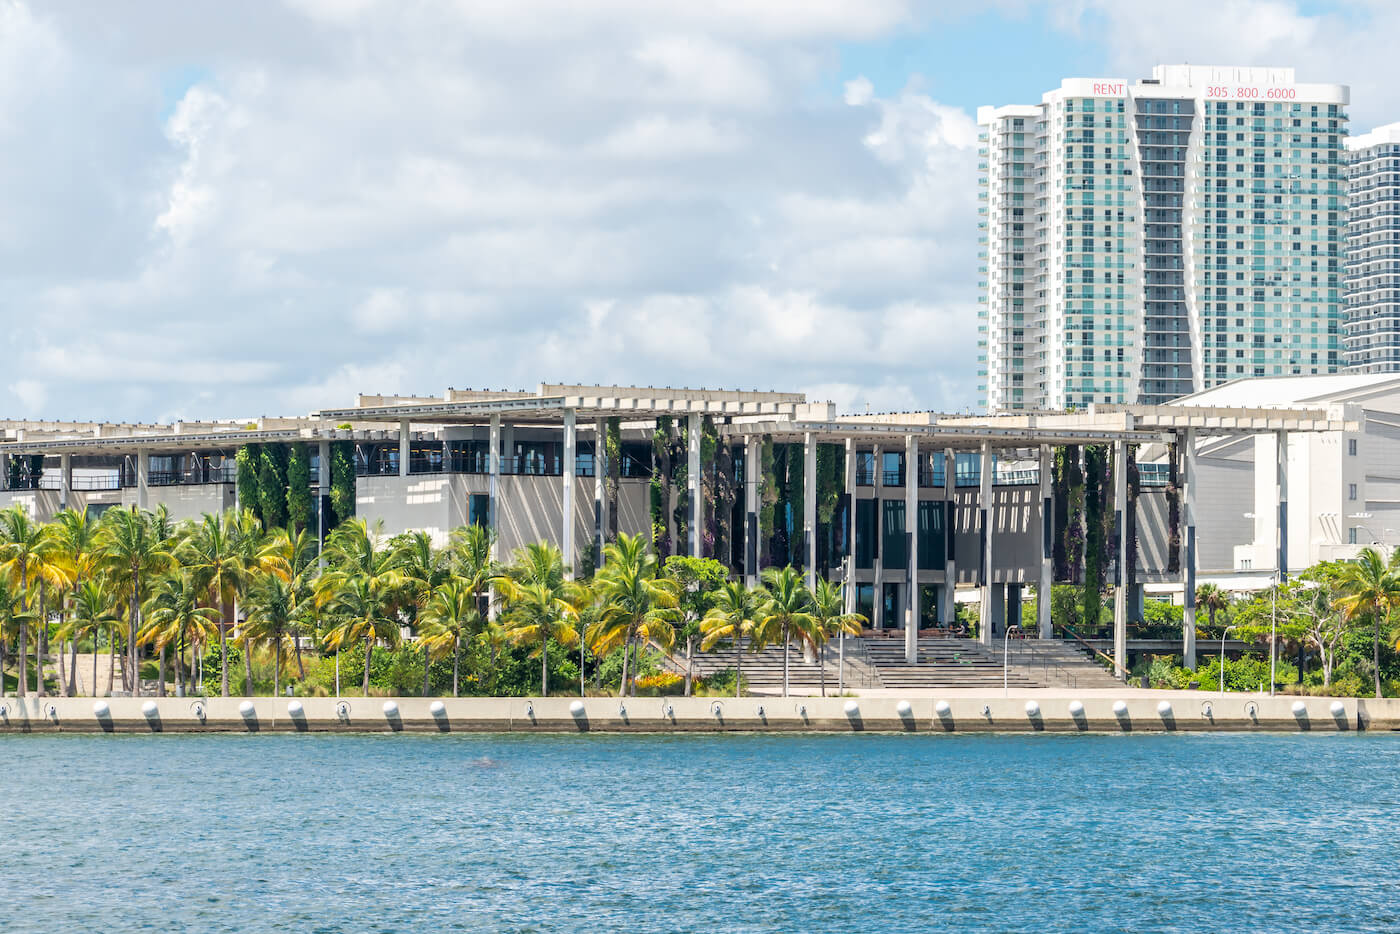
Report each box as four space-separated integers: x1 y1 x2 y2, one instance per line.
862 637 1121 690
682 641 882 694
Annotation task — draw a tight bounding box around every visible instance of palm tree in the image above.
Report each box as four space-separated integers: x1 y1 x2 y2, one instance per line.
751 566 817 698
316 519 405 696
396 531 449 696
701 580 763 697
0 578 38 694
499 578 579 696
259 526 318 680
241 572 300 698
182 511 248 697
1195 583 1230 632
808 578 866 697
229 509 275 695
51 509 101 695
140 572 220 697
586 534 679 696
420 580 482 697
1335 547 1400 698
59 579 121 697
98 507 174 697
450 523 497 619
1 505 65 697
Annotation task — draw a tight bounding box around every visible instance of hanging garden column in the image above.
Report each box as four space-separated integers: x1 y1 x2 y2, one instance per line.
977 441 993 646
594 418 607 567
803 432 817 590
688 414 701 558
1179 428 1198 668
1038 443 1053 639
943 447 957 627
745 435 761 587
562 408 576 579
318 438 331 568
905 434 919 665
1113 439 1128 681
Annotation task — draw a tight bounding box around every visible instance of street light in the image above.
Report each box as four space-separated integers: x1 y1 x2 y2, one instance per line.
1219 624 1235 694
1003 623 1021 697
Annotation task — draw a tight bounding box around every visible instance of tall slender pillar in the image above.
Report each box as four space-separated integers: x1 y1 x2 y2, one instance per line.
1276 429 1289 583
488 414 501 561
0 451 8 491
943 448 957 627
977 441 993 645
1038 444 1053 639
594 418 607 567
872 444 884 629
60 453 72 510
803 433 817 589
745 435 761 587
688 415 702 558
844 439 856 615
562 408 576 578
399 419 411 478
905 434 919 664
136 449 150 511
317 438 331 569
1113 439 1128 681
1180 428 1198 668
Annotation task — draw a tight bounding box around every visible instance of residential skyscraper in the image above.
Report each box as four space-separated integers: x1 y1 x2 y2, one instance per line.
978 65 1348 412
1343 123 1400 372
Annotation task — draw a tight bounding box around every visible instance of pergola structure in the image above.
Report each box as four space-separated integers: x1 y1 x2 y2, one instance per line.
0 385 1358 679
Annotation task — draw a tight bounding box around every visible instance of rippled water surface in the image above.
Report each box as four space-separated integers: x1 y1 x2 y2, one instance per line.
6 731 1399 932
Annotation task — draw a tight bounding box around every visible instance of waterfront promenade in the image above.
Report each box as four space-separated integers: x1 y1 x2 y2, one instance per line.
2 690 1394 734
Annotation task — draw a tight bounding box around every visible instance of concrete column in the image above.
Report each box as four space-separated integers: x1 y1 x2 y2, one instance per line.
562 408 576 579
136 449 149 511
1180 428 1197 668
905 434 919 664
745 435 761 587
943 448 957 627
318 438 331 569
60 453 72 510
1276 429 1288 583
688 415 702 558
1038 444 1053 639
978 441 993 645
844 438 856 615
873 444 884 629
803 432 817 589
488 414 501 561
1113 439 1128 681
0 452 8 491
594 418 607 566
399 419 410 478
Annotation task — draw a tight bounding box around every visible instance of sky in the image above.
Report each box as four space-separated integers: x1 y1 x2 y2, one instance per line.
3 0 1399 422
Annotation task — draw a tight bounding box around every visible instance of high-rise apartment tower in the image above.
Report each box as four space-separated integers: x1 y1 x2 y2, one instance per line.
1343 123 1400 372
978 65 1348 412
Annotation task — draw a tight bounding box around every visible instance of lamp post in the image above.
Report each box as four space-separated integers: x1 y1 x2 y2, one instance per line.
1269 568 1280 698
1003 623 1020 697
1219 624 1234 694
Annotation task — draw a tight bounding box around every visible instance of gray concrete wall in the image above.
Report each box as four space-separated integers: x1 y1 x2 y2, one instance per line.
0 693 1388 734
1136 491 1172 577
1194 443 1255 573
953 487 1039 583
125 483 235 522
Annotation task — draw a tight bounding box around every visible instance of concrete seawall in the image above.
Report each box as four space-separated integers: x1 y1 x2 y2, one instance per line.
1 694 1398 734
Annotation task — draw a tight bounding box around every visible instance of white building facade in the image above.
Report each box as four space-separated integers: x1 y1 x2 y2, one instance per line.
980 64 1349 413
1343 123 1400 372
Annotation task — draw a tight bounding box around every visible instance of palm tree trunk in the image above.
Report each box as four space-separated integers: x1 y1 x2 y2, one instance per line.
363 635 373 696
130 566 141 698
157 643 168 697
37 582 47 697
17 621 27 698
242 635 254 696
453 635 461 698
175 635 185 696
1374 616 1383 699
782 623 791 697
107 633 116 697
68 639 78 697
684 635 693 697
93 639 100 698
541 636 549 696
273 637 281 699
422 643 431 697
736 629 744 698
618 635 631 699
220 622 230 697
